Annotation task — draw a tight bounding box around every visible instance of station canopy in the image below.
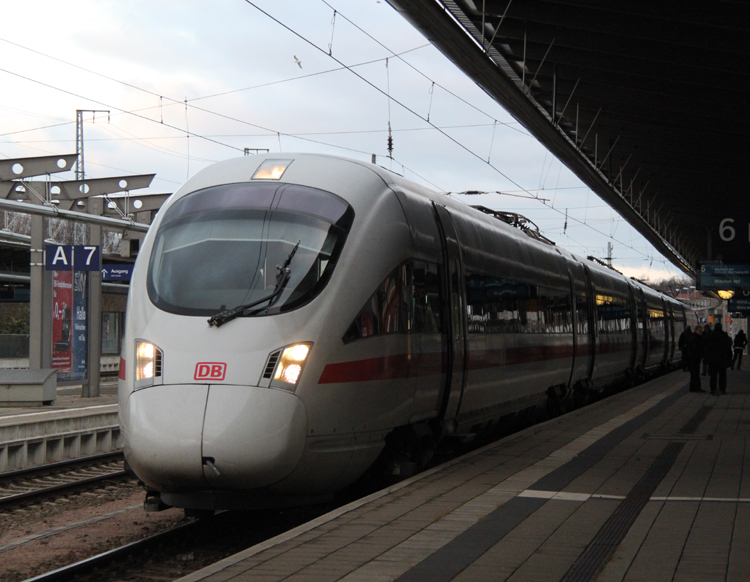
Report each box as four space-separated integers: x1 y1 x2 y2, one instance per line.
387 0 750 276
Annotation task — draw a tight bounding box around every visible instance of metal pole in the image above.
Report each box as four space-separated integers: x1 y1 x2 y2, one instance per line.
28 198 52 370
85 198 103 398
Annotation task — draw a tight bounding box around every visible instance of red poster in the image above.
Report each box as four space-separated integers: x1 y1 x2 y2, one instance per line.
52 270 74 371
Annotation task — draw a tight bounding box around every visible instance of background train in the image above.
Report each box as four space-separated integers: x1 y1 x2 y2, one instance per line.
118 153 696 511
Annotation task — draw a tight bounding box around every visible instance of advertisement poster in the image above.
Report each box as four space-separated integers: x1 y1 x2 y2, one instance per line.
52 270 87 381
72 271 88 380
52 270 73 373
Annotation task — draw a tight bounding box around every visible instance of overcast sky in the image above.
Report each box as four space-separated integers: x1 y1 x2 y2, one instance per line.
0 0 688 283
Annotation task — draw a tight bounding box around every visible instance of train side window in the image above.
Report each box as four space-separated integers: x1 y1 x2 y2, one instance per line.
539 286 573 333
648 308 666 337
412 261 442 333
466 273 530 334
576 294 589 334
343 260 442 343
596 295 631 333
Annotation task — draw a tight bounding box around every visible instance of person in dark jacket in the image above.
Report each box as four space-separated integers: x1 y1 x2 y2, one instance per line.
704 323 733 394
678 326 692 371
701 324 712 375
686 326 704 392
731 329 747 370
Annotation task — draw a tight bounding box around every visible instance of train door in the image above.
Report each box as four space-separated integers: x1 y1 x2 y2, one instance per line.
432 203 467 425
581 263 597 382
562 256 595 388
665 300 675 365
631 284 648 373
625 284 638 372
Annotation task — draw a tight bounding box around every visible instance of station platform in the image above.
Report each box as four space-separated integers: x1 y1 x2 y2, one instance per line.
177 369 750 582
0 378 119 472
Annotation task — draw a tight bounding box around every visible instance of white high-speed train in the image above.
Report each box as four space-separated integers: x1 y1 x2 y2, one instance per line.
118 153 696 511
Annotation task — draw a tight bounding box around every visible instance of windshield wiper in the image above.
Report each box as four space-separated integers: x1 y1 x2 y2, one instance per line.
208 241 300 328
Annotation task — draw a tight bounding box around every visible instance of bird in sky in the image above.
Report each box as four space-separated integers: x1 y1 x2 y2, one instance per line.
294 55 302 68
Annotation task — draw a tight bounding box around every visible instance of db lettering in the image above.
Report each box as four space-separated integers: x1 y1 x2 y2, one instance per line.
194 362 227 381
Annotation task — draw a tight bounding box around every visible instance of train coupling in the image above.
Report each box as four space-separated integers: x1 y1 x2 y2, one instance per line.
144 490 171 512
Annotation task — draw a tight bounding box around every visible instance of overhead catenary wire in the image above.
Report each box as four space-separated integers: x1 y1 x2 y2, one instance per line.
283 4 665 265
316 0 526 136
243 0 537 199
0 10 673 273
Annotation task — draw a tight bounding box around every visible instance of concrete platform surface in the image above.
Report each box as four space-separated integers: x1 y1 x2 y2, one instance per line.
176 368 750 582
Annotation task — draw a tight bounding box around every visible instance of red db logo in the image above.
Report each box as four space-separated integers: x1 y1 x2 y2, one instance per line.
194 362 227 381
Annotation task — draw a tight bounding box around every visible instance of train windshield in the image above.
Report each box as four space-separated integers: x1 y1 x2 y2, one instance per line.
146 182 354 316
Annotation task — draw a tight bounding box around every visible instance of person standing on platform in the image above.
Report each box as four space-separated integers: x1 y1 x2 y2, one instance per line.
705 322 733 394
687 326 704 392
731 329 747 370
701 324 712 375
678 326 692 371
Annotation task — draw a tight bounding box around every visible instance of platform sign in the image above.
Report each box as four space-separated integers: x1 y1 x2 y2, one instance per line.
45 245 72 271
728 297 750 316
697 261 750 290
45 245 100 271
73 245 100 271
102 264 133 281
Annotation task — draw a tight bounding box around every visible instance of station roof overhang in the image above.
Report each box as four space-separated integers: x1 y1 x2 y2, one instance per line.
387 0 750 277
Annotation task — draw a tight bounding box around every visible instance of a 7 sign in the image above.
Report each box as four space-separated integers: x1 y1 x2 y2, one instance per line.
45 245 101 272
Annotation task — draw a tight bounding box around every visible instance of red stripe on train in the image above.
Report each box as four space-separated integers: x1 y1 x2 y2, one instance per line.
317 340 635 384
317 352 444 384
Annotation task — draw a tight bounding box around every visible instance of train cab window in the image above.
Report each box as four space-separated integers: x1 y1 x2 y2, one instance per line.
146 182 354 316
343 260 442 343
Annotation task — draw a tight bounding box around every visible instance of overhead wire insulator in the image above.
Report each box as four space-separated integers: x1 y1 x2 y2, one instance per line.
387 123 393 158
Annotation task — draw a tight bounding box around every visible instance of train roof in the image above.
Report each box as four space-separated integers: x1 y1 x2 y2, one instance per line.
164 152 685 308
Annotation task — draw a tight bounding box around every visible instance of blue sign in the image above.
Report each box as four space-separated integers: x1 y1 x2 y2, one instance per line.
102 264 133 281
45 245 100 271
698 261 750 290
728 298 750 315
45 245 72 271
74 245 100 271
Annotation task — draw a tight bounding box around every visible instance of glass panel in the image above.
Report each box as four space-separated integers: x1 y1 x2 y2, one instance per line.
596 294 632 333
412 261 442 333
342 260 442 343
101 312 121 354
149 210 343 315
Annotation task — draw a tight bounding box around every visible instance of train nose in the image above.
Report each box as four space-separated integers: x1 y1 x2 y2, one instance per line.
123 384 208 490
201 385 307 488
123 384 307 491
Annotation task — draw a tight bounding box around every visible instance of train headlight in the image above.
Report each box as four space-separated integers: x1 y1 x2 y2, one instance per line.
135 340 163 388
263 342 311 390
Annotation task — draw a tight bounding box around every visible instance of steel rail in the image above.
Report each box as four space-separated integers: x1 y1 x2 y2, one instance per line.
0 451 129 508
22 519 204 582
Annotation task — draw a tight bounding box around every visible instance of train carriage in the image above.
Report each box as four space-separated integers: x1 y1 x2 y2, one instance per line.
119 153 693 511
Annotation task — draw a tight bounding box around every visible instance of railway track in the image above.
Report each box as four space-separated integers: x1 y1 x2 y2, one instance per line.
22 505 332 582
0 451 128 508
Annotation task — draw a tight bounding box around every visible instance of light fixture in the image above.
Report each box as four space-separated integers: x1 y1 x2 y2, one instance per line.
252 159 292 180
135 340 163 388
270 342 312 390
